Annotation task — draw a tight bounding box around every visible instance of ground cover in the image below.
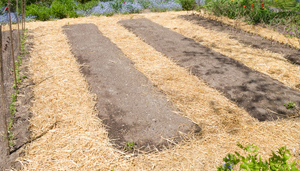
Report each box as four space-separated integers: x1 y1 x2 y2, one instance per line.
119 18 300 121
181 14 300 65
63 23 200 152
0 11 298 170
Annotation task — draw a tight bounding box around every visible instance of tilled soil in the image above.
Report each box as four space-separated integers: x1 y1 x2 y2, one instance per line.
63 23 201 152
0 30 33 170
180 14 300 65
119 18 300 121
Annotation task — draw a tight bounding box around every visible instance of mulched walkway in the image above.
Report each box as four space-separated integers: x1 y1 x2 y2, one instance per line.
63 23 200 152
119 18 300 121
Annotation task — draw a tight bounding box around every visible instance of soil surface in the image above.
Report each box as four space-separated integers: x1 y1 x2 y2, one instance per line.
119 18 300 121
63 23 200 152
0 30 33 171
180 14 300 65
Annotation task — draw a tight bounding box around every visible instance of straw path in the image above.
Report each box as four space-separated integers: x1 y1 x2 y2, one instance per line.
17 12 300 170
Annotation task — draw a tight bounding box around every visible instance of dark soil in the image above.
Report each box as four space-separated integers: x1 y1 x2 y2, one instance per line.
0 30 33 171
119 18 300 122
180 14 300 65
63 23 201 153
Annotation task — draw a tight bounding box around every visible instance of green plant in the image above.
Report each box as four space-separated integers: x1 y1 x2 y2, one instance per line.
26 4 51 21
217 143 300 171
138 0 151 9
124 142 135 150
284 101 296 109
50 0 78 19
179 0 196 10
7 28 28 148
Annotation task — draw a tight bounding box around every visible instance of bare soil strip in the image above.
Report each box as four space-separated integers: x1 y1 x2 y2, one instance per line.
0 30 32 170
181 14 300 65
63 23 200 151
119 18 300 121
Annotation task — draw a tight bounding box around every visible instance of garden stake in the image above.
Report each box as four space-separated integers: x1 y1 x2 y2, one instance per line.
7 0 18 91
23 0 25 30
16 0 21 53
21 0 24 33
0 25 10 157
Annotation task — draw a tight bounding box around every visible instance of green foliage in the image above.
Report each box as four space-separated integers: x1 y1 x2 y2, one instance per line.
267 0 298 11
124 142 135 150
26 4 51 21
217 143 300 171
50 0 78 19
203 0 300 25
179 0 196 10
284 101 296 109
76 0 99 12
138 0 151 9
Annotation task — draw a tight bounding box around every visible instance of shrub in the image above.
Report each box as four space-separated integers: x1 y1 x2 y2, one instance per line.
217 143 300 171
179 0 196 11
26 4 51 21
50 0 77 19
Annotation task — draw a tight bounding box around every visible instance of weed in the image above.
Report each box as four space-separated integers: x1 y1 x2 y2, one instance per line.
124 142 135 150
217 143 300 171
284 101 296 109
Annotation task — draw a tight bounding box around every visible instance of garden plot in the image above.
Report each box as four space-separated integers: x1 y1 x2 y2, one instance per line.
63 23 200 151
13 11 300 170
119 18 300 121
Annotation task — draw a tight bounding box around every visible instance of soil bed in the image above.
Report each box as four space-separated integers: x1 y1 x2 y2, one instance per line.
181 14 300 65
63 23 200 152
119 18 300 121
0 30 33 170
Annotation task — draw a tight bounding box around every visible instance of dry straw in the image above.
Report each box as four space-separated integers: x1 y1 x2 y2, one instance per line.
17 12 300 170
198 10 300 49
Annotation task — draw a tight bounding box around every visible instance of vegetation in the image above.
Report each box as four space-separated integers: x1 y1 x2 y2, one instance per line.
217 143 300 171
7 30 28 147
202 0 300 39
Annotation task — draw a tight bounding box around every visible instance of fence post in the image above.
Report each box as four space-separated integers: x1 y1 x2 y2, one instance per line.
7 0 18 90
21 0 24 34
16 0 21 53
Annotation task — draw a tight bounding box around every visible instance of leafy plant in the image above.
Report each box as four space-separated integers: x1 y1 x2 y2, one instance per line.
124 142 135 150
179 0 196 11
217 143 300 171
26 4 51 21
50 0 78 19
284 101 296 109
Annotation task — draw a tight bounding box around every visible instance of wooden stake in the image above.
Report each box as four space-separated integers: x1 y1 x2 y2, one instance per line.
21 0 24 33
16 0 21 53
23 0 25 30
0 25 9 157
7 0 18 90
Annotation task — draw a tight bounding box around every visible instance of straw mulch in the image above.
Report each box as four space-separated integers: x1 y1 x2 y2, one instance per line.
17 12 300 170
197 10 300 49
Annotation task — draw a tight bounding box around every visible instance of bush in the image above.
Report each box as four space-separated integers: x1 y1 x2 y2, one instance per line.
217 143 300 171
26 4 51 21
179 0 196 11
50 0 77 19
